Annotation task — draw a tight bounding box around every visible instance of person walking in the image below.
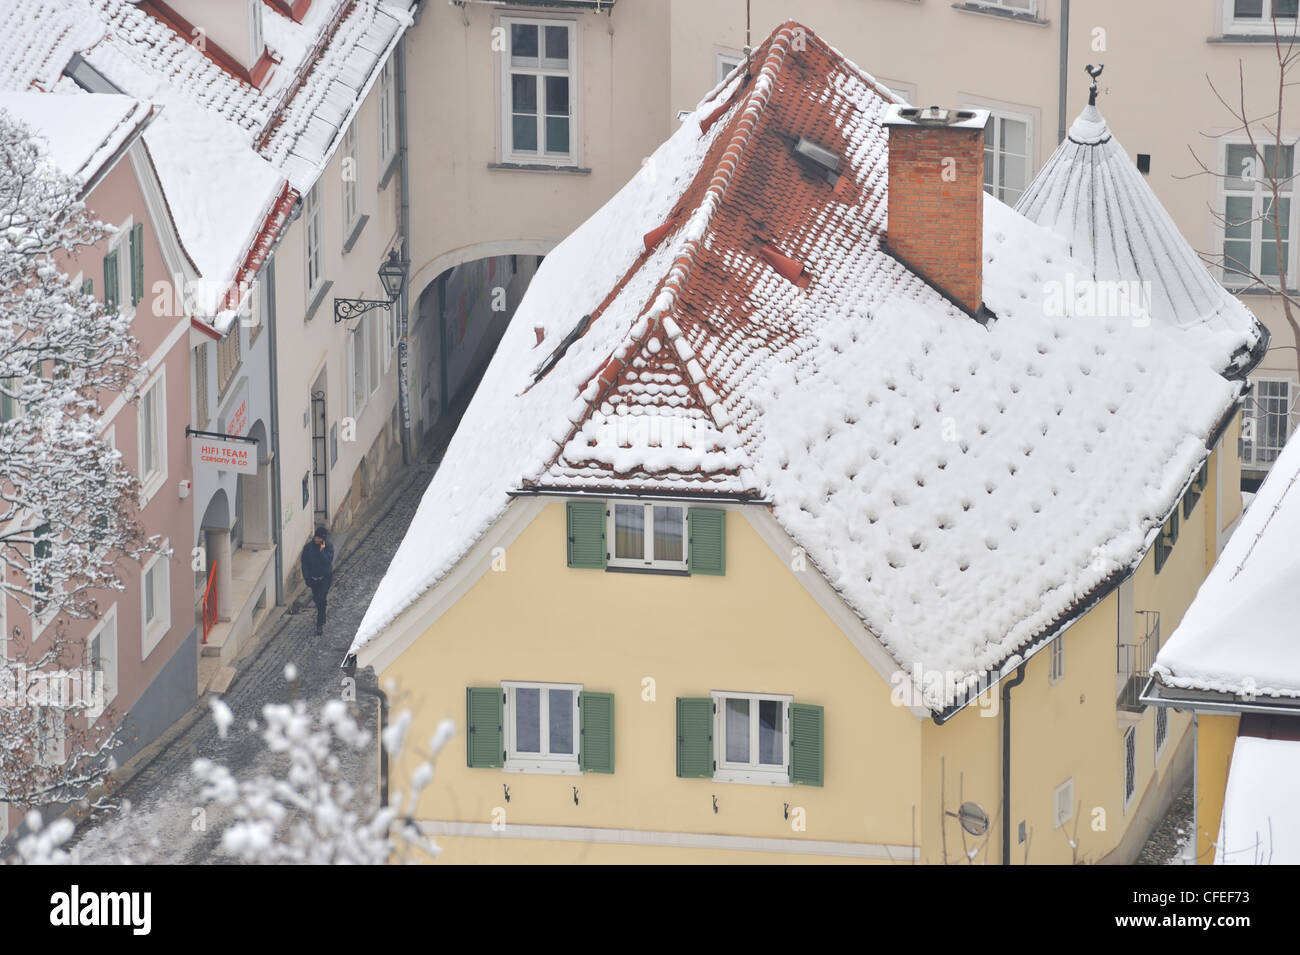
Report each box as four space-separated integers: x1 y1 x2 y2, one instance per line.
301 525 335 636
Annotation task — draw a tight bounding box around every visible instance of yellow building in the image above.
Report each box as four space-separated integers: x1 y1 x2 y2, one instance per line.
346 24 1267 864
1148 421 1300 865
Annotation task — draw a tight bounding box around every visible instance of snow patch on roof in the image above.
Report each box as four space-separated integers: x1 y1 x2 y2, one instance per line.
0 90 150 187
1154 428 1300 700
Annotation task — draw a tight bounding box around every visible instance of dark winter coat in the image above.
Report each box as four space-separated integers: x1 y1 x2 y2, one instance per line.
301 540 335 589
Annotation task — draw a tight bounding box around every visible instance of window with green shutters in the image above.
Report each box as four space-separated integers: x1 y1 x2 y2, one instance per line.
1154 509 1179 574
566 500 606 569
469 682 615 774
678 693 824 787
567 500 726 576
466 686 504 768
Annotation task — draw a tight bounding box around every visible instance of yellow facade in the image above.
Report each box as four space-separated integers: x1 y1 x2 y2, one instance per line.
377 439 1234 864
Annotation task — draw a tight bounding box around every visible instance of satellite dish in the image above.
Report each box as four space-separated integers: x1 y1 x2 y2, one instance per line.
958 801 989 837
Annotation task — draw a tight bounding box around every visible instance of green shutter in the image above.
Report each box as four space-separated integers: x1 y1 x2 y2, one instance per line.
676 697 713 778
81 278 93 297
103 251 118 312
465 686 504 768
789 702 824 787
131 222 144 305
566 500 606 569
579 691 615 773
687 507 726 575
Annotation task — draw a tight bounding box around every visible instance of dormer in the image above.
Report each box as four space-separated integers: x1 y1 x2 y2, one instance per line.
145 0 277 87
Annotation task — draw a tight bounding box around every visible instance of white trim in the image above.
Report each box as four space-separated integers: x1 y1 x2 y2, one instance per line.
416 819 919 861
1053 776 1074 828
136 364 168 507
304 183 323 300
357 497 547 672
106 215 136 320
130 140 198 286
713 46 745 86
140 539 171 659
498 15 580 166
1222 0 1300 34
85 604 118 720
741 507 930 719
341 120 360 237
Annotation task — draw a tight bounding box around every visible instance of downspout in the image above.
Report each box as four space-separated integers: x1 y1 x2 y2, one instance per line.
1001 663 1027 864
1057 0 1070 145
266 259 284 604
396 28 413 466
346 658 390 807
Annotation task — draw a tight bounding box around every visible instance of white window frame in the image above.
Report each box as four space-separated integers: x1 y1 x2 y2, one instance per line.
1218 137 1298 288
137 366 167 507
1242 377 1294 466
499 16 579 166
1048 634 1065 685
1122 725 1137 812
606 501 688 571
970 0 1039 16
304 184 323 298
141 540 171 658
379 60 397 166
502 680 582 774
368 310 382 398
712 690 793 786
85 604 118 721
194 344 210 430
1223 0 1300 34
349 320 369 419
1053 777 1074 828
342 120 360 233
975 105 1034 206
714 47 745 86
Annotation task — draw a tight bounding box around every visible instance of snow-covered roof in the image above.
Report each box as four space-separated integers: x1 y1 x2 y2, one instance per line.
1216 733 1300 864
0 90 152 189
1153 426 1300 701
350 23 1246 710
1017 104 1265 374
0 0 411 326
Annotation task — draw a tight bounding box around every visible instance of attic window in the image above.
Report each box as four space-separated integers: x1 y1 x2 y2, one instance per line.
531 314 590 382
790 136 842 187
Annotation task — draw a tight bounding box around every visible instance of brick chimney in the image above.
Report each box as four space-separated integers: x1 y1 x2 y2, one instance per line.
884 105 989 317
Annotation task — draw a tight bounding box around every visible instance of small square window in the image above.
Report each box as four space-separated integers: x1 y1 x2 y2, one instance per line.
1054 777 1075 828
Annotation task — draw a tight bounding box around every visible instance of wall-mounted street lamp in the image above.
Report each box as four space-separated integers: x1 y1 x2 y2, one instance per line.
333 249 406 323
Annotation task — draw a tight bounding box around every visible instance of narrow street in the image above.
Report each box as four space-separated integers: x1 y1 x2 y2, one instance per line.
67 390 477 862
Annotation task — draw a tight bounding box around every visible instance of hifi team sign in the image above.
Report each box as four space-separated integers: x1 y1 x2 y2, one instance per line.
197 435 257 475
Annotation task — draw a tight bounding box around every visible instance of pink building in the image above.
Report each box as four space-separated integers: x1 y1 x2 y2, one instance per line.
0 92 198 841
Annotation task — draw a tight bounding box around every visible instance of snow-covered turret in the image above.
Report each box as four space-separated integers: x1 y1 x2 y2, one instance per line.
1016 90 1267 378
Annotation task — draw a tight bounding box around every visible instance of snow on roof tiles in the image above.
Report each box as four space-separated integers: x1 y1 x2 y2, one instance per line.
1153 425 1300 701
0 90 152 188
350 24 1245 710
0 0 410 322
1016 104 1264 374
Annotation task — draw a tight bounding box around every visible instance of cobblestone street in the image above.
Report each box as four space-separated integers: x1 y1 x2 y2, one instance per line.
68 447 445 863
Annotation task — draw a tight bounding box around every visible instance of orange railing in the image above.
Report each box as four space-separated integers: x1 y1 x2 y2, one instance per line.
201 561 218 643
